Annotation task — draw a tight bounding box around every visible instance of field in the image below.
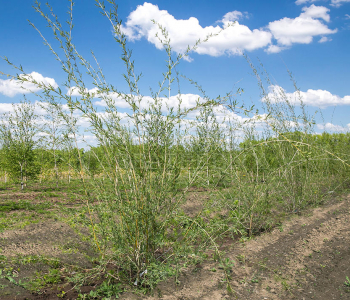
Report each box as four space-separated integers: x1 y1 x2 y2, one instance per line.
0 178 350 299
1 2 350 299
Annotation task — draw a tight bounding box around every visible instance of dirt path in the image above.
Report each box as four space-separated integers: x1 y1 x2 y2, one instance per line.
121 193 350 300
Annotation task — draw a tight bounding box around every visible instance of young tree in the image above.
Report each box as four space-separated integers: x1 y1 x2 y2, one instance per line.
193 104 223 186
1 0 233 284
0 100 41 189
40 102 64 188
0 136 7 183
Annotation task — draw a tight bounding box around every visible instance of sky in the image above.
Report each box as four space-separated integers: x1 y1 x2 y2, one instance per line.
0 0 350 142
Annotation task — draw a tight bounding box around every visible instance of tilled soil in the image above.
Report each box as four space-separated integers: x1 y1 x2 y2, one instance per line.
123 193 350 300
1 192 350 299
0 221 96 300
0 221 94 265
231 193 350 300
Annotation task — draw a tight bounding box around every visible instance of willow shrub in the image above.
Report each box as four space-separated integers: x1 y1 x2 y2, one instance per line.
3 0 350 292
2 0 238 284
216 79 350 237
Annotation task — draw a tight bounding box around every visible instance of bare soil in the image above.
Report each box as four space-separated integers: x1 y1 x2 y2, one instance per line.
121 193 350 300
0 187 349 299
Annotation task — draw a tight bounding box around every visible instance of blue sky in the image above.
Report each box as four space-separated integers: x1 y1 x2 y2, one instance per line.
1 0 350 137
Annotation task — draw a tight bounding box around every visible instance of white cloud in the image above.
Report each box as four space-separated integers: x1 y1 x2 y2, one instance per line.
92 92 266 130
0 72 58 97
301 4 330 22
55 87 214 120
33 101 51 116
319 36 332 42
316 122 350 132
95 93 204 111
0 103 14 113
157 94 203 110
67 86 99 97
268 5 336 48
295 0 319 5
120 3 338 57
120 2 272 58
265 44 286 53
330 0 350 7
0 100 50 116
82 134 98 144
346 14 350 19
263 85 350 108
221 11 249 24
94 92 134 109
68 88 200 112
74 110 129 128
205 104 244 124
296 0 350 8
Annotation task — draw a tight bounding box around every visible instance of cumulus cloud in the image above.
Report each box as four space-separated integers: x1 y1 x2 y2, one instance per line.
67 86 99 97
67 87 203 112
221 11 249 23
316 122 350 132
57 86 215 119
120 2 272 57
330 0 350 7
267 5 337 48
263 85 350 108
0 103 14 113
95 93 204 112
68 88 201 112
82 134 98 144
295 0 320 5
301 4 330 22
0 100 51 116
0 72 58 97
265 44 286 53
94 92 264 130
319 36 332 42
296 0 350 8
120 3 338 57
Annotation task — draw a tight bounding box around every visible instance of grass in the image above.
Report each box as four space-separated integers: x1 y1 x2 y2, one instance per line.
345 276 350 287
0 200 52 212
